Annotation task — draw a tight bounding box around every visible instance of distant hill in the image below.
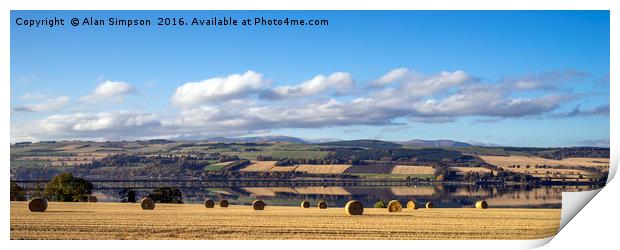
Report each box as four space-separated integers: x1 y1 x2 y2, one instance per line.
397 139 472 147
175 136 474 147
207 135 306 143
319 139 402 148
302 137 343 143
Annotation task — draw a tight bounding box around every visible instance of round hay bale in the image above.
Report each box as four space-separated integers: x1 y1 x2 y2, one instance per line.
87 195 97 203
301 200 310 208
318 201 328 209
406 200 418 210
475 200 488 209
252 200 266 210
345 200 363 216
140 198 155 210
425 202 434 209
204 199 215 208
28 197 48 212
219 199 229 208
387 200 403 212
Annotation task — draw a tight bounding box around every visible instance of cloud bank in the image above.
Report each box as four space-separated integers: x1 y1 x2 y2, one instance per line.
10 68 608 142
13 96 70 113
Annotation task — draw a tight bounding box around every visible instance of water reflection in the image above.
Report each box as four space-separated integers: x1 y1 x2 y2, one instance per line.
92 185 600 208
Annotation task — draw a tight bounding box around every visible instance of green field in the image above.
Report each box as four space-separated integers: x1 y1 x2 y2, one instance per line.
204 165 226 171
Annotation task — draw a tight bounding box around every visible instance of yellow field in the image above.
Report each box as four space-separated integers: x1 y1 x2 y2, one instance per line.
236 162 352 174
268 165 298 172
238 161 277 172
390 165 435 175
10 202 559 240
503 167 592 176
450 167 493 173
479 155 609 168
295 164 351 174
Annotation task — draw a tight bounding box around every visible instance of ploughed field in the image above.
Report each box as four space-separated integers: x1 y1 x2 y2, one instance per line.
11 202 559 240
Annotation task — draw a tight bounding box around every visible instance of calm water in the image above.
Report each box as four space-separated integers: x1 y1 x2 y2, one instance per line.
91 185 601 208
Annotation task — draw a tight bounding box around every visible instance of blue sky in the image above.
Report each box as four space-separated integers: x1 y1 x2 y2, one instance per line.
10 11 610 147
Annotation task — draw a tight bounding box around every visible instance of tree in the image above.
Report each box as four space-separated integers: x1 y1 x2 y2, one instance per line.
119 188 137 203
373 201 386 208
433 166 454 181
44 172 93 202
147 187 183 203
10 182 27 201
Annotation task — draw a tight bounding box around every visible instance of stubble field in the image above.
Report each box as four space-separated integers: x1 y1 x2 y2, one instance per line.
11 202 559 240
478 155 609 168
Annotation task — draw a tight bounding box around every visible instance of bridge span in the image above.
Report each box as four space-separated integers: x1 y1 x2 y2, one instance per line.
11 178 479 190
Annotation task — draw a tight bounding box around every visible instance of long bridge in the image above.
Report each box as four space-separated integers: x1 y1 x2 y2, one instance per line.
11 178 482 190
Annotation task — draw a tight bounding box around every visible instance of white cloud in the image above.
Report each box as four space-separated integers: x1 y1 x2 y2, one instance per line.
171 70 266 107
506 70 589 91
13 96 70 113
410 85 566 117
268 72 353 98
81 81 137 103
401 70 473 96
372 67 409 86
12 111 161 142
